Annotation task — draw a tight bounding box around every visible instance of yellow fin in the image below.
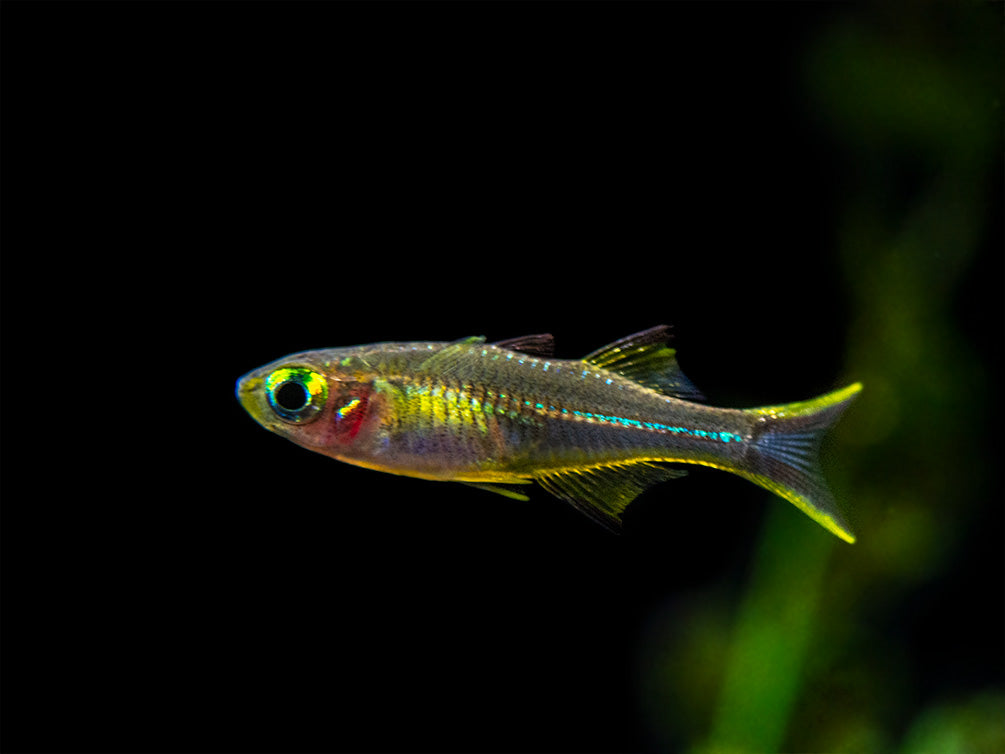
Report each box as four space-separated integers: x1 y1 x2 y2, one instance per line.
582 325 704 401
534 462 687 532
742 382 863 544
461 481 532 502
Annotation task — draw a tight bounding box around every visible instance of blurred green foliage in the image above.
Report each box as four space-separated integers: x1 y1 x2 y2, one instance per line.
639 6 1002 752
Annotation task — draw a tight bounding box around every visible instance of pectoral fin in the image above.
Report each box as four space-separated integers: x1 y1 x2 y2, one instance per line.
423 334 556 377
534 462 687 532
418 336 486 376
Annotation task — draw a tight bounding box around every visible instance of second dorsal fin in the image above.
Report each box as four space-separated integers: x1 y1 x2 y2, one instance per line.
582 325 704 401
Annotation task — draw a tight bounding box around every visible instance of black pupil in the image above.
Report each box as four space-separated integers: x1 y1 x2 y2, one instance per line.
275 381 310 411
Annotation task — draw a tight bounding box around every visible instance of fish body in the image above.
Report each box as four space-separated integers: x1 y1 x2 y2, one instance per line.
237 327 861 542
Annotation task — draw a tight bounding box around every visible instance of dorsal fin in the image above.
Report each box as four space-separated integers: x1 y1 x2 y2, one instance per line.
420 334 554 378
493 333 555 357
583 325 705 401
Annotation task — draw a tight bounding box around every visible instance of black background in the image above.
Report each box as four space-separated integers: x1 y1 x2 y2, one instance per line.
2 3 1001 753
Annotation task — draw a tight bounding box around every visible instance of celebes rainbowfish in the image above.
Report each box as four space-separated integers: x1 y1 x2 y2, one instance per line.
236 326 862 542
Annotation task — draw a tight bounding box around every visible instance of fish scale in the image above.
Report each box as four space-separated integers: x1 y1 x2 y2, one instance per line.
237 326 862 542
388 353 729 472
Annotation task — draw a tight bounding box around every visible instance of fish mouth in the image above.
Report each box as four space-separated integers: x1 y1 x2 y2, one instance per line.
235 373 267 424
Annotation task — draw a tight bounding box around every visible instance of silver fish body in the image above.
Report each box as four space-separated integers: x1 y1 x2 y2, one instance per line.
237 327 862 541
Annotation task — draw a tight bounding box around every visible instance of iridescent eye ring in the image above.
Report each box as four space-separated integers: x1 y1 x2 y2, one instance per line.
265 367 328 424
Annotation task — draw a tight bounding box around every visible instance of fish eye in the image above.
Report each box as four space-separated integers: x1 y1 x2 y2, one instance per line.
265 367 328 424
275 381 309 411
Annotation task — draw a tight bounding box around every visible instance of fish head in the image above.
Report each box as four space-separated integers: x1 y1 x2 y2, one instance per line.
236 351 379 455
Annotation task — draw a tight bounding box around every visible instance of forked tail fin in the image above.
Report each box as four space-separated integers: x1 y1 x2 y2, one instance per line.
740 383 863 543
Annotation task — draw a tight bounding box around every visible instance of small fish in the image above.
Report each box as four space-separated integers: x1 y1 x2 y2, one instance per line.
236 326 862 542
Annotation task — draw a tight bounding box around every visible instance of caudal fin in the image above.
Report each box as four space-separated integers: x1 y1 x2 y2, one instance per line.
740 383 862 543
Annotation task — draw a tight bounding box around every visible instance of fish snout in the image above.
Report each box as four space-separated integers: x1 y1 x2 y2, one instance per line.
235 373 268 424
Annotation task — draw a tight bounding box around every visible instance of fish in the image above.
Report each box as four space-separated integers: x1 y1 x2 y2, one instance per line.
236 326 862 542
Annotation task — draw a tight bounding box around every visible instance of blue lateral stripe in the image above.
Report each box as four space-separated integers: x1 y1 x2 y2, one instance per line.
568 409 742 442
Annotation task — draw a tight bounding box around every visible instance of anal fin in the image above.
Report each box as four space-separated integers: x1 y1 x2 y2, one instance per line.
534 462 687 532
